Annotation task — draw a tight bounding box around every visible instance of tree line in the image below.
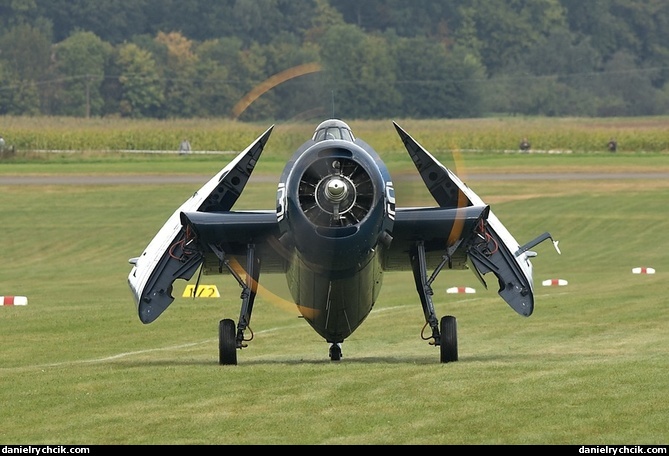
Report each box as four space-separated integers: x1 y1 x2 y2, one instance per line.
0 0 667 120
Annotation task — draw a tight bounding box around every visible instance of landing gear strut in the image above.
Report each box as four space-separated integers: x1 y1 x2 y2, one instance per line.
210 243 261 365
410 241 458 363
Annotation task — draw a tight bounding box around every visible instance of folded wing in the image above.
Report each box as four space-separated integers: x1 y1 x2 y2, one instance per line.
391 122 536 317
128 126 274 323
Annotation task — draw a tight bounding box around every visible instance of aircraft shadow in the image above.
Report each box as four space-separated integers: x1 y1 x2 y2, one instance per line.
109 353 517 368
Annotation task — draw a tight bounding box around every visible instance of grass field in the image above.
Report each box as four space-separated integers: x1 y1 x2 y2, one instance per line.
1 120 668 444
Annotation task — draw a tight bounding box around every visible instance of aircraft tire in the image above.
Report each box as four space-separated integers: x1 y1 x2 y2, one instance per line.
439 315 458 363
219 318 237 365
329 343 342 361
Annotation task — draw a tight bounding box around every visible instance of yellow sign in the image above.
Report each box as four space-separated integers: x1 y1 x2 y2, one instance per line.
183 285 220 298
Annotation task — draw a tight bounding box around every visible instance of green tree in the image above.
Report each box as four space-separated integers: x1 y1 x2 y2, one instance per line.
226 0 320 46
194 37 247 117
561 0 669 67
559 0 622 59
594 51 667 116
51 31 112 117
246 38 322 120
0 0 39 29
0 61 11 112
330 0 457 39
0 0 665 118
454 0 567 75
304 0 347 43
392 36 484 118
0 60 40 115
230 41 272 120
319 24 400 118
154 31 199 118
0 22 51 81
523 28 601 77
610 0 669 88
0 23 51 114
487 28 603 116
36 0 148 44
115 42 164 118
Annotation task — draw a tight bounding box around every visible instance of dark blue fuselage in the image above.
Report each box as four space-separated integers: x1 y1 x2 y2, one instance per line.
276 135 395 342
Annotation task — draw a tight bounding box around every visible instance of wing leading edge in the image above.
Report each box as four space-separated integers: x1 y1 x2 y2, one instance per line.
179 210 288 275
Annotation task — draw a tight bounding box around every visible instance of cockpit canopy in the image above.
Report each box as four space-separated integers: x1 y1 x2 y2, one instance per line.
312 119 355 142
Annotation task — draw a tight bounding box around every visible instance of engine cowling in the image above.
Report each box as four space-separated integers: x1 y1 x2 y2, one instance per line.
277 141 391 273
298 154 374 228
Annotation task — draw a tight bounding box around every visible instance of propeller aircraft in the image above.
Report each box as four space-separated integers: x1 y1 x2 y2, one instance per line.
128 119 560 364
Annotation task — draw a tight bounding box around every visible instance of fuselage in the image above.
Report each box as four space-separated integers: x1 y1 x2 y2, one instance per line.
276 120 395 342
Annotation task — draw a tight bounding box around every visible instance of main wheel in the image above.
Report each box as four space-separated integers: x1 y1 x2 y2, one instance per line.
219 318 237 365
439 315 458 363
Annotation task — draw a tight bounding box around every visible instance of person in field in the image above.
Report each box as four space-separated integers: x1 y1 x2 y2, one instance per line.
179 138 191 155
607 138 617 152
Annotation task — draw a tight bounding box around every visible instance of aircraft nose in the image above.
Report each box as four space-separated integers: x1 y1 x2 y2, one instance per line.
325 178 349 202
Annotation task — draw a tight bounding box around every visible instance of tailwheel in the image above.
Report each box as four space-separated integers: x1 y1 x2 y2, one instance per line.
439 316 458 363
219 318 237 365
329 343 342 361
